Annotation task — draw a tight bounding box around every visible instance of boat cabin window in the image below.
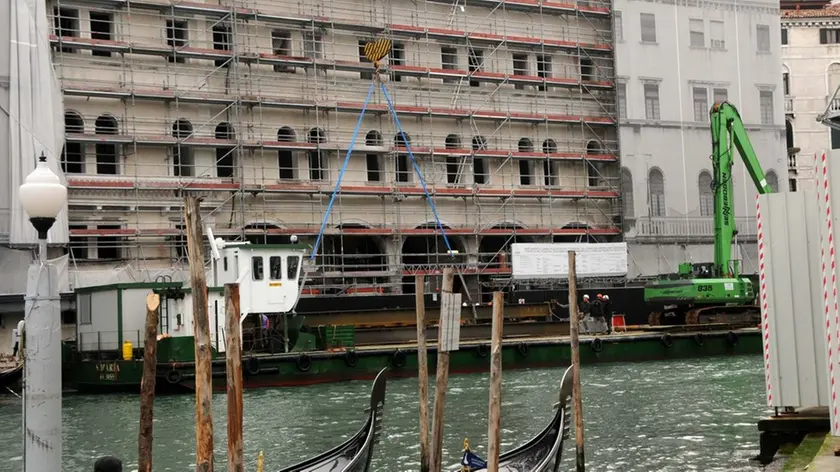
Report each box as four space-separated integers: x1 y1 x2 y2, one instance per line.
269 256 283 280
223 256 228 271
287 255 300 280
252 256 264 281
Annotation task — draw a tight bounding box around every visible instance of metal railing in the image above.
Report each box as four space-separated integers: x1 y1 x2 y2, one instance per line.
626 216 757 242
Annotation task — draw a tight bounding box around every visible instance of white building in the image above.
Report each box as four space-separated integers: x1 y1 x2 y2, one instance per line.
614 0 787 275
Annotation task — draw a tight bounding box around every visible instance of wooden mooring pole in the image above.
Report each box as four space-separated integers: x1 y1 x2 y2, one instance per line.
430 267 455 472
486 291 504 472
225 283 244 472
185 195 214 472
568 250 585 472
416 275 431 472
138 292 160 472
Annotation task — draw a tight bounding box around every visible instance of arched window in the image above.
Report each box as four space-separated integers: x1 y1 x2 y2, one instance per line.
394 132 411 183
277 126 296 180
307 127 327 180
172 119 194 177
766 170 779 193
586 140 603 187
543 139 557 187
472 136 488 184
649 168 665 217
518 138 534 185
62 111 85 173
698 171 713 216
621 168 634 218
215 123 236 178
445 134 461 149
365 130 383 182
95 115 119 175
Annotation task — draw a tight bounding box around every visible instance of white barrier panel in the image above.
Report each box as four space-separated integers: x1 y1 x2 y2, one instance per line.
819 152 840 435
510 242 628 280
759 188 828 411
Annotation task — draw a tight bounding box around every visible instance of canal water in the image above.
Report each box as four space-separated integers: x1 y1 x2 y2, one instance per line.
0 354 767 471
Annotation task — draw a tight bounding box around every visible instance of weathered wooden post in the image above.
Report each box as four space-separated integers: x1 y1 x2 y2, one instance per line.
185 195 214 472
138 292 160 472
416 275 431 472
226 283 244 472
568 250 585 472
430 267 460 472
487 291 504 472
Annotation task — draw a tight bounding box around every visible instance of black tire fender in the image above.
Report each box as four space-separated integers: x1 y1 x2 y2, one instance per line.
246 356 261 376
517 342 529 357
296 353 312 372
591 337 603 353
476 344 490 358
661 333 673 348
727 331 739 346
344 350 358 367
166 369 182 384
392 349 407 368
694 333 705 346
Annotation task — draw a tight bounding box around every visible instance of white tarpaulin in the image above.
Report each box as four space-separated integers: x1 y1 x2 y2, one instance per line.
4 0 68 245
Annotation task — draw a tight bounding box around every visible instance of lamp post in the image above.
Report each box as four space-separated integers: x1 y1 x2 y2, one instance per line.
18 152 67 471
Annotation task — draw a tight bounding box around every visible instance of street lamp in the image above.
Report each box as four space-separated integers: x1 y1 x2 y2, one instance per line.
18 152 67 472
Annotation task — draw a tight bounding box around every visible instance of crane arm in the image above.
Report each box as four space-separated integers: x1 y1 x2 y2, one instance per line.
710 101 774 277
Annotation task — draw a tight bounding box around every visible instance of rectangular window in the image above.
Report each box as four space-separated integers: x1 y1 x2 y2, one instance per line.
710 20 725 50
614 11 623 41
366 154 382 182
512 53 528 90
271 31 293 73
783 72 790 96
689 19 704 47
781 27 788 45
536 54 551 91
269 256 283 280
693 87 708 122
446 157 462 184
640 13 656 43
96 225 121 260
474 158 488 184
441 46 458 84
617 83 627 119
713 87 728 104
308 150 326 180
78 293 92 325
166 19 188 63
252 256 264 281
359 40 373 80
756 24 771 52
391 42 406 82
468 48 483 87
820 28 840 44
519 160 534 186
644 83 660 120
69 225 88 260
396 154 411 182
212 24 231 67
287 256 300 280
759 90 774 125
832 127 840 150
303 31 322 59
53 7 79 53
89 12 113 57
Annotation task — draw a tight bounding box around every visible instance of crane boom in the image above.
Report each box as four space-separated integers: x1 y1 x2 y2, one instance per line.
710 101 774 277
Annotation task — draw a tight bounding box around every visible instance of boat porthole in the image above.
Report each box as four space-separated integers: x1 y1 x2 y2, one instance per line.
727 331 739 346
246 357 261 376
694 333 705 346
166 370 182 384
476 344 489 358
591 337 603 353
517 342 529 357
296 354 312 372
661 334 673 348
344 350 358 367
392 349 407 368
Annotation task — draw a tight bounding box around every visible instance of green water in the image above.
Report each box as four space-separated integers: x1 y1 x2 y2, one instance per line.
0 355 768 471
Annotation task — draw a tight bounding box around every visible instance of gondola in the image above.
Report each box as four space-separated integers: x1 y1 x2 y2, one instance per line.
279 367 387 472
460 365 574 472
0 364 23 391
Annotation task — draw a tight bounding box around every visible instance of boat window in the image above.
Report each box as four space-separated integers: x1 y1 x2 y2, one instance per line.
269 256 283 280
252 256 264 280
78 293 92 324
287 255 300 280
223 256 228 271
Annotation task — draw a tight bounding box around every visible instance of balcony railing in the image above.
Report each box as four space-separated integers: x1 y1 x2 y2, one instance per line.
789 154 797 170
626 216 757 242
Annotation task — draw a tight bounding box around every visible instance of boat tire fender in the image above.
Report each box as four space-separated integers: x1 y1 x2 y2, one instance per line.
166 369 182 385
296 353 312 372
517 342 529 357
246 357 261 376
392 349 407 368
727 331 739 346
660 334 673 348
591 337 603 353
476 344 490 358
694 333 705 346
344 350 358 367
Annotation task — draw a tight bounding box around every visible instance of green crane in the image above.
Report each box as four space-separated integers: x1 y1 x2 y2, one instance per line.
643 101 775 326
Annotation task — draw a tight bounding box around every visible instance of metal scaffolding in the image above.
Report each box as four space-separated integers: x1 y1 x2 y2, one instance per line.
50 0 620 295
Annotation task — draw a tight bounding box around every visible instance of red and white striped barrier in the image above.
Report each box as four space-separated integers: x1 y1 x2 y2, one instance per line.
817 152 840 434
756 193 773 406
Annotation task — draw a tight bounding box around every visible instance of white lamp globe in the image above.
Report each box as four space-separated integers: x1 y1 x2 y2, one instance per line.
19 153 67 238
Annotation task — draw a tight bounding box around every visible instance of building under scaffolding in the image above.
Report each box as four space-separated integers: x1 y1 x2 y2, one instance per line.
48 0 621 297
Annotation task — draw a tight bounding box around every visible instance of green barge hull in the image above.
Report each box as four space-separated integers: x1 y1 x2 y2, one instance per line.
64 328 762 394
